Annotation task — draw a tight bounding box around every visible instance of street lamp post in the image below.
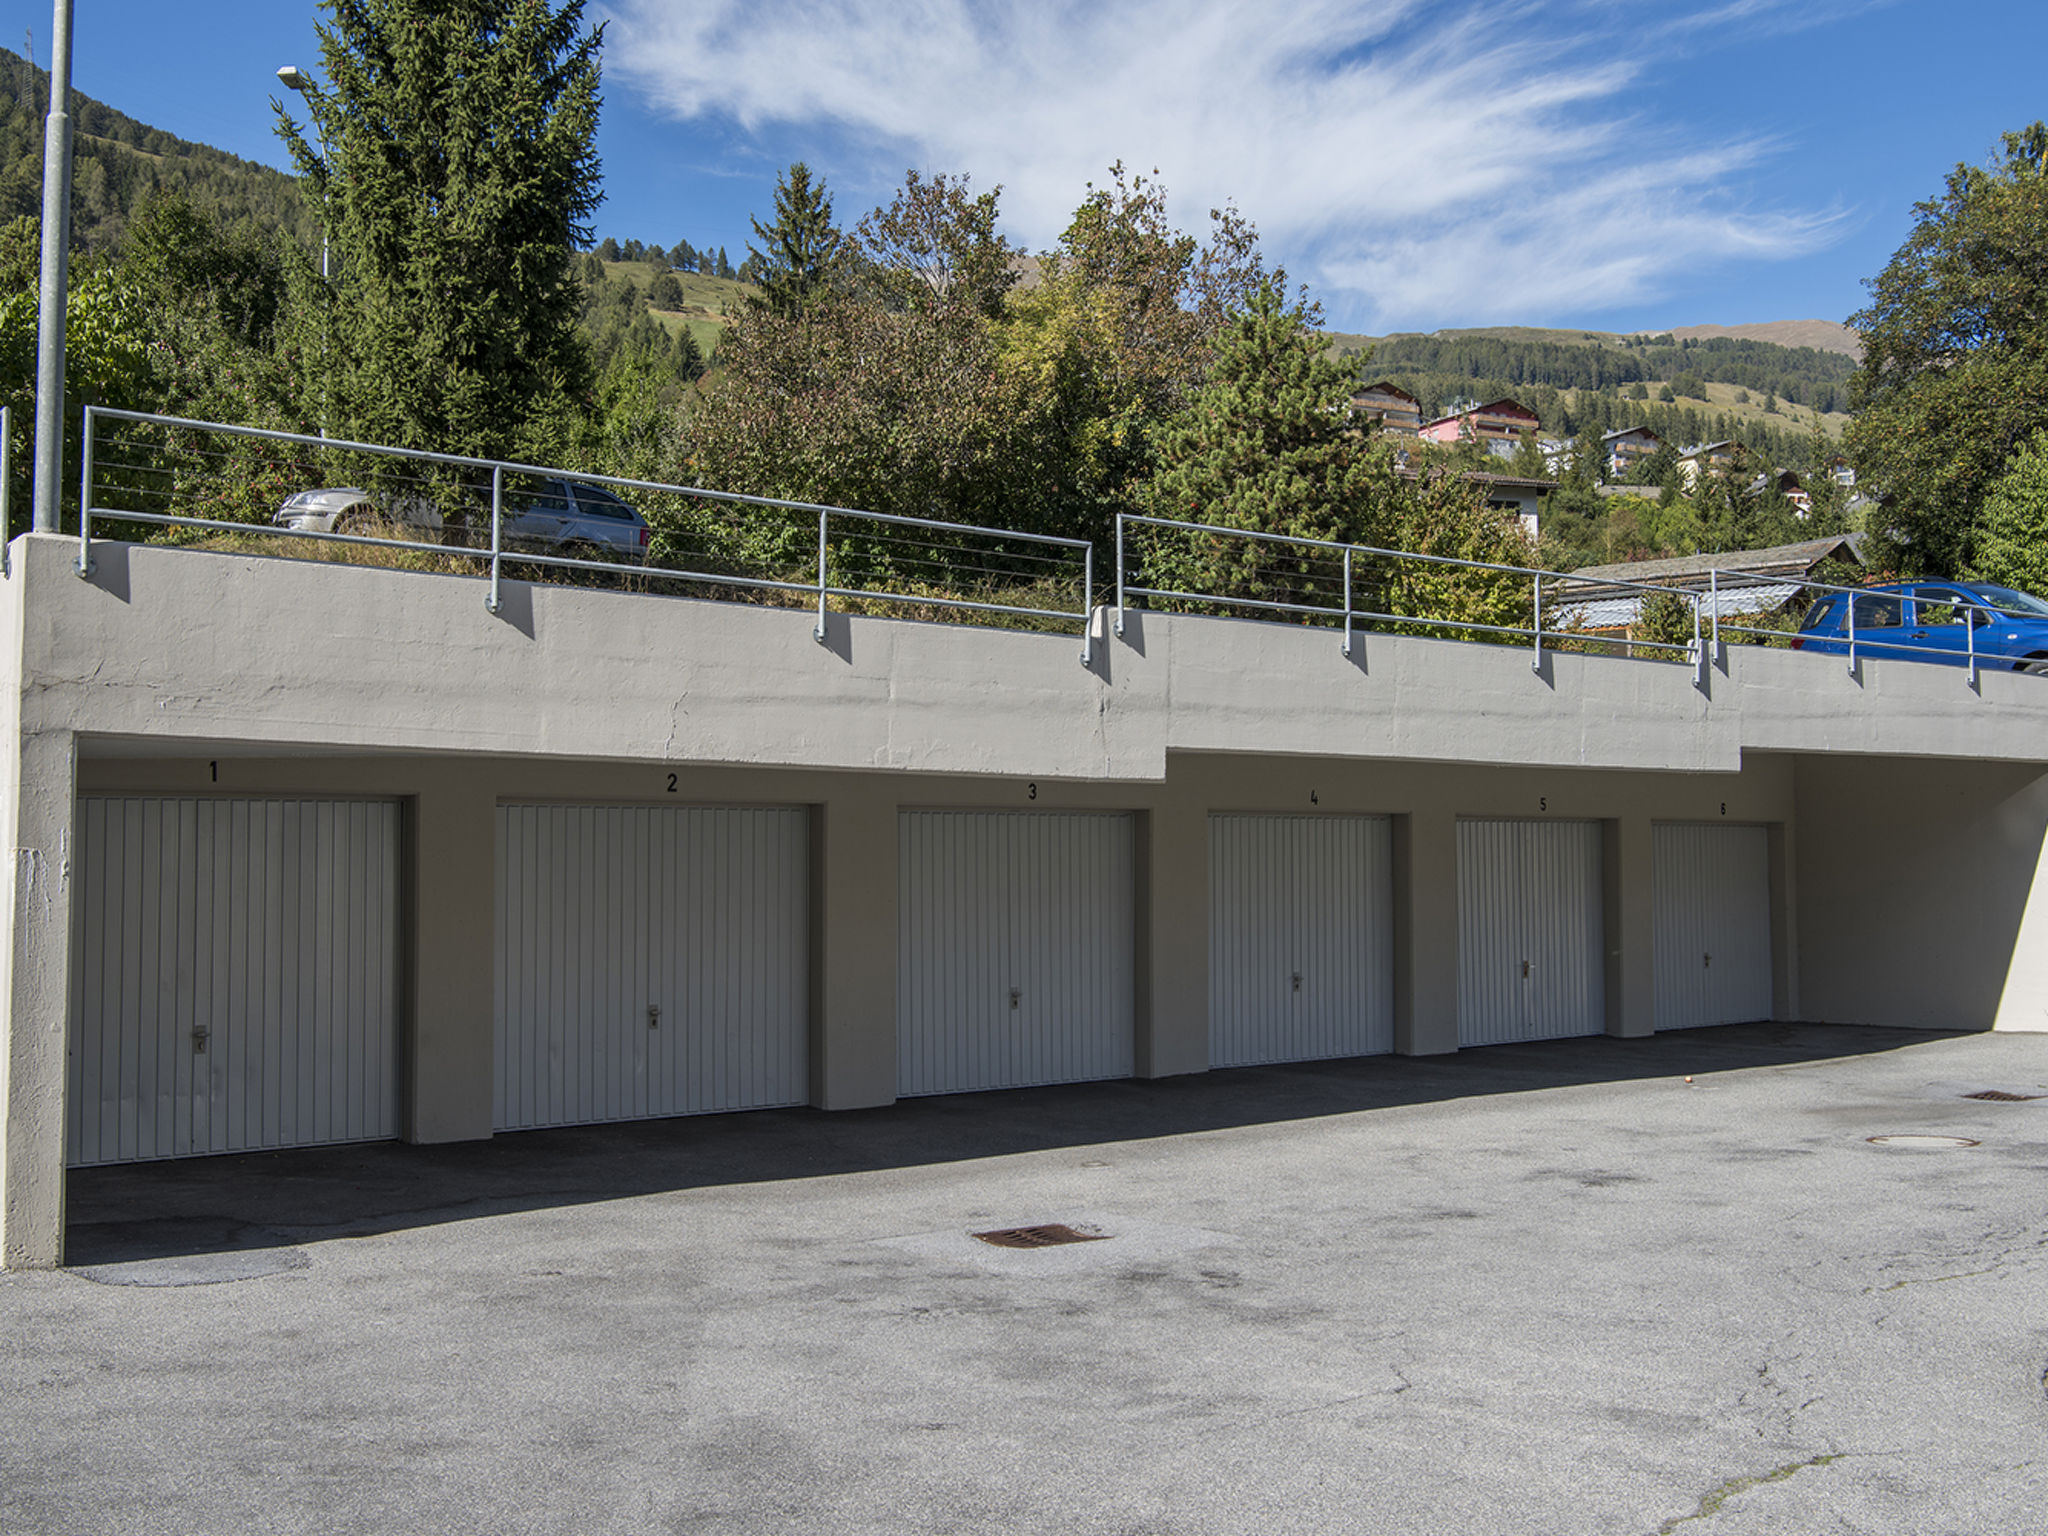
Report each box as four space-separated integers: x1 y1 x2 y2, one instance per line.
30 0 76 536
276 65 328 287
277 66 329 438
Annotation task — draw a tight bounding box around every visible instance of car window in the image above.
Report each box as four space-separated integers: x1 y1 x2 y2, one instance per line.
571 484 638 521
1851 593 1902 629
1970 585 2048 618
1798 595 1838 632
1913 588 1965 626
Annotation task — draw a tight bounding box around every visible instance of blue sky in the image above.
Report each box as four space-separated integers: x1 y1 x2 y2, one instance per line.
17 0 2048 335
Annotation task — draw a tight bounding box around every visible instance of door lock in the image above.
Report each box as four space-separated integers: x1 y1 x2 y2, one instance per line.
1009 987 1021 1010
647 1003 661 1028
192 1025 210 1054
1291 972 1302 994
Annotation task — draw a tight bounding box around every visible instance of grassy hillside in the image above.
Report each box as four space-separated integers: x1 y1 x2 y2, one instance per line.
595 258 754 361
1667 320 1859 357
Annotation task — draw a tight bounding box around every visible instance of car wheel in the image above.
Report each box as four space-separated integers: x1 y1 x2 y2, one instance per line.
2018 656 2048 675
334 507 374 536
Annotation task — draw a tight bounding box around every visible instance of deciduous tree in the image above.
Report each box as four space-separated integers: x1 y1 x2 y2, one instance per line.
1847 122 2048 575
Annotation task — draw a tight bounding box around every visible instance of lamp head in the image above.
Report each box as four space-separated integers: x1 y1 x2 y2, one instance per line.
276 65 314 94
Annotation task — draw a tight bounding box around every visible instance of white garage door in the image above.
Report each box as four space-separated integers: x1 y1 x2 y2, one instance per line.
1458 818 1605 1047
496 804 808 1131
69 797 402 1167
1655 823 1772 1030
898 810 1134 1096
1210 813 1393 1067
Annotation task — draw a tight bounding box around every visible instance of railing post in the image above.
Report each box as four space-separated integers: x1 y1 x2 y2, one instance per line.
1080 541 1093 667
1692 588 1706 688
1114 515 1126 638
75 402 95 576
1846 586 1857 676
0 403 10 576
1709 568 1721 665
1530 571 1542 672
1967 599 1978 688
485 464 503 614
1342 545 1353 658
813 508 828 644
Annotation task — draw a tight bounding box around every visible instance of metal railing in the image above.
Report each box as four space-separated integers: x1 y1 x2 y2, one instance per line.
1116 514 2048 692
1710 571 2048 688
1115 513 1710 680
77 407 1095 663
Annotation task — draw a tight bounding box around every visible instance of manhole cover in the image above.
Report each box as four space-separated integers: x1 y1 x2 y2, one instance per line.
1963 1090 2043 1102
972 1223 1109 1249
1866 1134 1981 1149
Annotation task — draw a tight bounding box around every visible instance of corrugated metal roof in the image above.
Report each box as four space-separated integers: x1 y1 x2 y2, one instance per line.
1568 534 1863 586
1552 582 1805 632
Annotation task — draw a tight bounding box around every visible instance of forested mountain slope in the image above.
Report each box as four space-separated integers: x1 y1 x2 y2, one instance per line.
0 47 315 253
1329 324 1856 465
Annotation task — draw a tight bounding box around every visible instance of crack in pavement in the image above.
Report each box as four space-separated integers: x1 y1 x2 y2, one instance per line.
1652 1453 1843 1535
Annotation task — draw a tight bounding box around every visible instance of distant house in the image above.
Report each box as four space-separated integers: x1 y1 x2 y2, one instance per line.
1350 381 1423 436
1551 534 1865 639
1601 425 1663 479
1419 398 1542 460
1769 469 1812 516
1395 467 1555 541
1676 440 1749 489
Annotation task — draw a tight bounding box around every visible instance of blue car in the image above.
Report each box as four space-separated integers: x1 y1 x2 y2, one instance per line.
1793 581 2048 673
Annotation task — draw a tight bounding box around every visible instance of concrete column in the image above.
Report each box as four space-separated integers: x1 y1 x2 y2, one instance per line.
1 729 76 1269
1397 810 1459 1054
406 771 497 1143
1767 823 1799 1022
1139 800 1209 1078
1605 814 1655 1038
811 785 897 1110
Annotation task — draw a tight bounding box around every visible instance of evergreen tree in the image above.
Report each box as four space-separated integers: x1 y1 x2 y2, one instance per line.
746 162 844 316
274 0 602 461
596 236 620 261
1136 272 1379 557
716 246 733 280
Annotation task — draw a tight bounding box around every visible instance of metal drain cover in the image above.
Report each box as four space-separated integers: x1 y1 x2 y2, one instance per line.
972 1223 1109 1249
1866 1134 1981 1149
1964 1089 2043 1102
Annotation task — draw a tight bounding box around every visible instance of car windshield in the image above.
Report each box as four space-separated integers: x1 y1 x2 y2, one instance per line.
1967 586 2048 619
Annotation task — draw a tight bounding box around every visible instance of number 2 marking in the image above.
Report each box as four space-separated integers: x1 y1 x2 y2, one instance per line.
666 773 678 793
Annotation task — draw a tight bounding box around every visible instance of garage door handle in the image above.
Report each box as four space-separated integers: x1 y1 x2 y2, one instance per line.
1291 972 1302 994
1521 960 1531 978
1703 952 1712 968
1009 988 1021 1010
192 1025 209 1054
647 1004 661 1029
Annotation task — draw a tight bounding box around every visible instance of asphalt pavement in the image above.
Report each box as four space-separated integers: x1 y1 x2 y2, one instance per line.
5 1022 2046 1536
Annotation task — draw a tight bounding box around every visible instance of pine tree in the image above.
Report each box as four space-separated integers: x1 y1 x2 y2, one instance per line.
1137 272 1381 565
274 0 602 460
746 162 844 316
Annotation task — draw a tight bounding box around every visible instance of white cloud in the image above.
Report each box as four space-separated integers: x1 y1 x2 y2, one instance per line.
602 0 1851 330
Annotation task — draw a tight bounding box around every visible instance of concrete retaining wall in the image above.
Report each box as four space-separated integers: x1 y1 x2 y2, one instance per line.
5 532 2047 1267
